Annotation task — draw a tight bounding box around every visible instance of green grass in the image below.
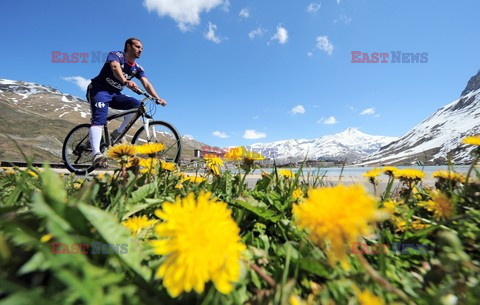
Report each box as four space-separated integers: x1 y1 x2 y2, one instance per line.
0 146 479 305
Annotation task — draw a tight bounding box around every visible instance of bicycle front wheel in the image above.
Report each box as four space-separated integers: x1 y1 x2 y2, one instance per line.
62 123 95 174
131 121 182 164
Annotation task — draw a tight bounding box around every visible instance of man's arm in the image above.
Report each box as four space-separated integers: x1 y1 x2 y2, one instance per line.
109 61 138 90
140 76 166 106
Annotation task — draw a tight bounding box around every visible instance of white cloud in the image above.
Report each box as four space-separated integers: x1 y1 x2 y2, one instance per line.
204 22 221 43
291 105 305 114
248 27 265 39
243 129 266 139
318 116 337 125
143 0 224 31
252 116 260 119
316 35 334 55
336 0 341 4
222 0 230 12
62 76 90 92
271 25 288 44
307 51 313 57
239 8 249 18
334 14 352 24
212 130 229 138
306 2 321 13
360 108 375 115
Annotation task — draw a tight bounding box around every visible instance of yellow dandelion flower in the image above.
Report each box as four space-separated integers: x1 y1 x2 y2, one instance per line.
125 157 140 170
289 295 306 305
418 200 435 211
363 168 382 184
180 174 206 184
27 170 38 177
40 233 52 243
138 158 159 168
382 166 398 176
224 147 243 162
5 168 15 175
293 184 379 267
432 170 465 183
462 135 480 146
383 199 396 214
122 215 157 236
135 142 166 156
244 149 264 161
292 188 303 201
280 169 295 179
161 161 177 172
355 287 384 305
412 221 429 231
392 216 428 232
204 154 224 175
107 143 136 161
175 183 183 189
151 191 246 297
363 168 382 179
420 191 454 220
394 168 426 182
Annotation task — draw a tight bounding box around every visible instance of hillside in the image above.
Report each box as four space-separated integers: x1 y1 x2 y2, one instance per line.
0 79 203 163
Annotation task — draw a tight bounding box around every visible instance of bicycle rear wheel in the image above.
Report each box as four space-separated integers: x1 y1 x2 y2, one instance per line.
62 124 102 174
131 121 182 164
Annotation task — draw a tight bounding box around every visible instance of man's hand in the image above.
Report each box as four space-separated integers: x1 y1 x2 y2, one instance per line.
156 98 167 106
126 80 138 91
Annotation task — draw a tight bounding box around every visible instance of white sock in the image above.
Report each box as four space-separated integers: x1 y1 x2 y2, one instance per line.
89 125 103 156
117 113 135 133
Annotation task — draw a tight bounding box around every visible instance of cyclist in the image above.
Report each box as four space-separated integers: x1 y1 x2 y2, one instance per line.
87 37 166 167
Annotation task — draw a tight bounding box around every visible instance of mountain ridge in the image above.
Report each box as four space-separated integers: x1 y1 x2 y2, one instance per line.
249 127 397 164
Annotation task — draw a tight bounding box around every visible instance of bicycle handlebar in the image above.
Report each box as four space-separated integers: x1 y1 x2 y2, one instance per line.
131 88 161 105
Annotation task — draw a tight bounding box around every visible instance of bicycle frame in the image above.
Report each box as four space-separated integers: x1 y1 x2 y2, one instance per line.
103 96 156 146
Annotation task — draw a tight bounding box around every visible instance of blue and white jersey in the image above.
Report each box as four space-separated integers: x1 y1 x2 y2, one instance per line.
90 51 146 92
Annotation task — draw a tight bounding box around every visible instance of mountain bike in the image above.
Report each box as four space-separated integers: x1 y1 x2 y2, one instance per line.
62 89 182 174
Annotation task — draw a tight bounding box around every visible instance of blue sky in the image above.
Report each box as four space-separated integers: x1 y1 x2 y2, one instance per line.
1 0 478 147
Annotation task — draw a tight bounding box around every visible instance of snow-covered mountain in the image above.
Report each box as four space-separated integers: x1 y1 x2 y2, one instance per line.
360 70 480 165
250 128 397 163
0 78 91 121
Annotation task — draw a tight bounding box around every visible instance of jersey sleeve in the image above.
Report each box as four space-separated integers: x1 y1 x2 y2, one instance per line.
135 64 146 79
106 51 122 63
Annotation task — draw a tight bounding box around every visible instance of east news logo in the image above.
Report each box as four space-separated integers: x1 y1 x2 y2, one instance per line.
351 51 428 63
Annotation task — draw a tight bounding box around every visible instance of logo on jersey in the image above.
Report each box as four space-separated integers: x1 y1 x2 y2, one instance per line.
95 102 105 108
106 78 122 90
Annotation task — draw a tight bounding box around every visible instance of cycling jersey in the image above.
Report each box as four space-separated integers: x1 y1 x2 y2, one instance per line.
90 51 146 92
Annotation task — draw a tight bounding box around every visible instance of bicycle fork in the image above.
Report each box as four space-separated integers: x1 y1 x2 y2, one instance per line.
142 118 158 142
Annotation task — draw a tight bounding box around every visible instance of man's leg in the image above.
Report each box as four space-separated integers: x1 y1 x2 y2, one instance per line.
110 94 141 136
88 90 111 163
89 125 103 155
